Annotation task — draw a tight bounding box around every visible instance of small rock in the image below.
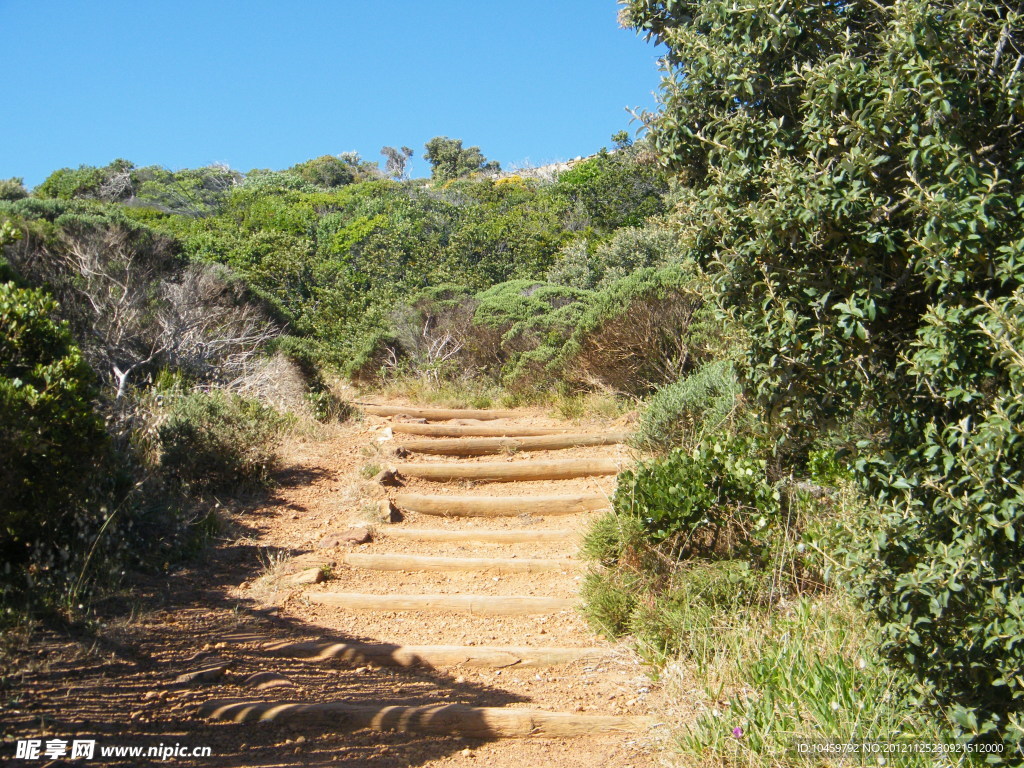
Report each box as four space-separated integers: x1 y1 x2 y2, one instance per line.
318 528 372 548
374 468 404 487
461 748 473 757
173 664 227 686
379 498 403 523
282 567 325 586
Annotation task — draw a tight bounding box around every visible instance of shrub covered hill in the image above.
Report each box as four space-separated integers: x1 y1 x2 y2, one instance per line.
5 0 1024 757
0 135 671 614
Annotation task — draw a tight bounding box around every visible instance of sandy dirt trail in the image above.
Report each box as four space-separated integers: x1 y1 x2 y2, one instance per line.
0 401 671 767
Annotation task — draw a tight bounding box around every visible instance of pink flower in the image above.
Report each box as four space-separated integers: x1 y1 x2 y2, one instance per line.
732 726 744 738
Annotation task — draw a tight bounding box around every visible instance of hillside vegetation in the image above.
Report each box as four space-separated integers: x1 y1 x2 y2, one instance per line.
3 0 1024 761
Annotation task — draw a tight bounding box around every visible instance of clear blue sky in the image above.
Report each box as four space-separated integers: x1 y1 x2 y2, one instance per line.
0 1 664 188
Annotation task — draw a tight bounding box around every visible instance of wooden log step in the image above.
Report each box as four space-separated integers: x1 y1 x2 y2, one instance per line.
381 527 577 544
199 699 652 738
393 492 609 517
262 640 606 668
398 432 628 457
306 593 575 615
392 423 571 437
359 404 517 421
341 552 582 573
393 458 620 483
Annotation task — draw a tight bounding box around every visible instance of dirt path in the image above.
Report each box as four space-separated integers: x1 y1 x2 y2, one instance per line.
1 401 669 767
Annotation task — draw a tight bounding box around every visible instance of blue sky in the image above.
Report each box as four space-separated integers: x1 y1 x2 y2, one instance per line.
0 1 664 188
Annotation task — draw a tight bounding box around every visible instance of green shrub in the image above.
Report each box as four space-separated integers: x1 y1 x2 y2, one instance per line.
615 435 779 552
625 0 1024 743
553 142 668 233
579 569 643 637
635 359 745 453
559 265 719 395
0 279 118 603
547 225 679 290
0 178 27 201
157 390 289 492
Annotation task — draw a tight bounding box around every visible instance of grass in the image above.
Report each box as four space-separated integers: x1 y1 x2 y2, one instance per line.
580 494 969 767
365 375 633 423
663 597 966 767
360 462 382 479
374 376 501 410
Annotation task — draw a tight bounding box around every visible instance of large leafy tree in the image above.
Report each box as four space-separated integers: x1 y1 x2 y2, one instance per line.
423 136 500 182
623 0 1024 744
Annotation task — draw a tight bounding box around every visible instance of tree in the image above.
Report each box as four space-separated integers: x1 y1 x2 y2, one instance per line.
0 222 108 568
423 137 500 182
624 0 1024 744
0 178 27 201
380 145 414 180
289 155 356 188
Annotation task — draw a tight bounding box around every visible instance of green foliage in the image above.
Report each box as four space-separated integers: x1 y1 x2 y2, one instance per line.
553 142 668 233
0 276 131 612
289 153 378 188
0 178 28 201
132 164 240 215
35 164 109 200
546 223 679 290
615 436 779 552
423 136 500 182
675 599 960 768
635 359 745 453
0 280 108 561
559 264 719 394
157 390 289 493
579 568 644 637
625 0 1024 744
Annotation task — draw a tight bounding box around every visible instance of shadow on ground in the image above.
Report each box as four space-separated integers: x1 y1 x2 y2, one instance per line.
0 463 535 767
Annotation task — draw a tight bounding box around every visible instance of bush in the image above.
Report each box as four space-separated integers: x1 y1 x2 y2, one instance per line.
547 225 678 290
634 360 745 453
615 436 779 554
157 390 289 493
553 142 668 233
626 0 1024 742
0 178 27 201
560 264 719 394
0 279 117 602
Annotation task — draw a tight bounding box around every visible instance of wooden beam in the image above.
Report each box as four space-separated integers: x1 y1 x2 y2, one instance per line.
394 458 620 483
392 423 571 437
397 432 628 457
393 492 609 517
199 699 653 738
261 640 606 668
358 404 518 421
341 552 583 573
381 528 577 544
306 592 575 615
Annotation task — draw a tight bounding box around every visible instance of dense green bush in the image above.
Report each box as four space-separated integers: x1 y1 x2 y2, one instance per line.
546 223 678 289
423 136 499 182
615 436 779 554
0 178 27 201
0 280 109 562
626 0 1024 742
157 390 289 493
634 359 744 453
553 142 668 233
